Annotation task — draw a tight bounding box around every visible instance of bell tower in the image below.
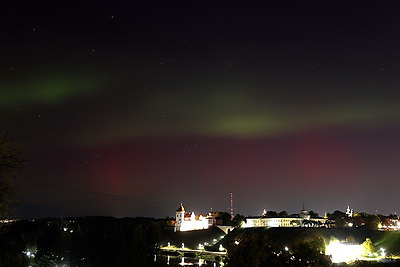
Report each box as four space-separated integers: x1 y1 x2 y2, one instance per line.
174 203 185 232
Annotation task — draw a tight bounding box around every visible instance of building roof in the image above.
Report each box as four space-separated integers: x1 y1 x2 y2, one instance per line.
176 203 185 212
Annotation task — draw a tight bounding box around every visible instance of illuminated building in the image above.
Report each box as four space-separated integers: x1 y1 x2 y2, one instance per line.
243 209 328 228
174 203 215 232
346 206 353 217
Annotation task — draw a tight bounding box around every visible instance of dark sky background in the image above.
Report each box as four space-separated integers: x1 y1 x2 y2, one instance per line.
2 1 400 219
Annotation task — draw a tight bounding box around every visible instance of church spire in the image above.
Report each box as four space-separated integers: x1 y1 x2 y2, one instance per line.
176 203 185 212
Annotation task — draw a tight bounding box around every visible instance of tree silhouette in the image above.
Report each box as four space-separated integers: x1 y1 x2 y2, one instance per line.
231 214 246 228
278 211 288 217
214 211 232 225
308 210 319 218
265 211 278 217
0 131 25 218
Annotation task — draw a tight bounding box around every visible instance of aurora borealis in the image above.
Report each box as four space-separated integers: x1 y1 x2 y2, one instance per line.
2 1 400 218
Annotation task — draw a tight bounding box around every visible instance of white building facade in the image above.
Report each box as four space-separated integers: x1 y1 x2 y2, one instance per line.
174 204 215 232
243 209 328 228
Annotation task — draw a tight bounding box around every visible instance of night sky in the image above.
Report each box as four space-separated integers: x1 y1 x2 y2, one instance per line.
2 1 400 219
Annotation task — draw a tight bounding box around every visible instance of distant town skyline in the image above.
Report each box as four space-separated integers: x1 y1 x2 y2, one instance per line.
2 1 400 219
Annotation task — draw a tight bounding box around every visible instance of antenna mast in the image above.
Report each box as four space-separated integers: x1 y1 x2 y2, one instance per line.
230 192 234 218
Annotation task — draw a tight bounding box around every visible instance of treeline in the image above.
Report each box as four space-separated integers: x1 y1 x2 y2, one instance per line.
220 227 400 266
223 228 331 266
0 216 165 266
327 210 399 229
213 211 246 227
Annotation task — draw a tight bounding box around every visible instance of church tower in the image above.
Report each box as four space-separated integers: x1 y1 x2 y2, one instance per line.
174 203 185 232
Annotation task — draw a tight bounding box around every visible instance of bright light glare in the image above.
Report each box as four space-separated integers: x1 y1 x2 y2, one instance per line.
380 247 386 257
23 250 35 259
326 241 363 263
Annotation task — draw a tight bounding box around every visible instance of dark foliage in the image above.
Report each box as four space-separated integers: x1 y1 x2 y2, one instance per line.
0 131 26 218
214 211 233 225
231 214 246 228
0 216 162 266
225 228 331 267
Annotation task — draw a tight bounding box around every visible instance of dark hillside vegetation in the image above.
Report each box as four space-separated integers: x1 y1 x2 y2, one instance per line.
217 227 400 266
0 216 164 266
220 227 400 253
